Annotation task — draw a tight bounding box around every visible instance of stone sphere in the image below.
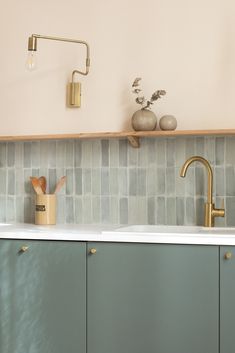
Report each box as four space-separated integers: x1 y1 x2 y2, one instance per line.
159 115 177 131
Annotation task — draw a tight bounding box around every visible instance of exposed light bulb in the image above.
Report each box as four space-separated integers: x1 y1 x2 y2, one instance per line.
26 51 37 71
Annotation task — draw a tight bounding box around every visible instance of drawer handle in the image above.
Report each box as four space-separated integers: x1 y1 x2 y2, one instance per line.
20 246 29 253
89 248 97 255
224 252 232 260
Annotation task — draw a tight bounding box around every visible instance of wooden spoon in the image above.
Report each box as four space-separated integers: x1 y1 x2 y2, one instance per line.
54 176 66 194
38 176 47 194
30 177 44 195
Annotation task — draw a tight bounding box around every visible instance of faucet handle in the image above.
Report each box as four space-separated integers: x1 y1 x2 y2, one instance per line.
212 199 225 218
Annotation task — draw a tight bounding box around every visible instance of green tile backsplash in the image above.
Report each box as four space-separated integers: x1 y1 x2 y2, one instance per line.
0 136 234 226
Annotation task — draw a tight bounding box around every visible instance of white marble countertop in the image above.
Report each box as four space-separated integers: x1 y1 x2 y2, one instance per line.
1 223 235 245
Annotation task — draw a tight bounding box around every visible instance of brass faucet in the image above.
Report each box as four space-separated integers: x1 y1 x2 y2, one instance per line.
180 156 225 227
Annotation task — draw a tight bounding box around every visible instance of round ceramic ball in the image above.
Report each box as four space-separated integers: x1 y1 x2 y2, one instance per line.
159 115 177 131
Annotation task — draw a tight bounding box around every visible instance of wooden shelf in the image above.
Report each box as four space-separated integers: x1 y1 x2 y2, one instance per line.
0 129 235 148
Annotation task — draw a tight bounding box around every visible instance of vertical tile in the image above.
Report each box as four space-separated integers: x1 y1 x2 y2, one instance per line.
119 140 128 167
166 138 175 167
40 141 49 168
101 140 109 167
83 197 92 224
74 140 82 167
119 197 128 224
215 137 225 166
57 195 65 223
137 169 146 196
118 168 128 196
24 169 33 194
156 167 165 195
56 140 66 168
138 138 148 167
226 166 235 196
205 137 215 164
128 143 138 167
185 138 195 159
110 197 119 224
66 140 74 168
0 196 6 222
15 142 24 168
75 168 83 195
7 142 15 167
148 197 155 224
0 170 6 194
185 197 195 225
215 167 225 197
48 141 56 168
147 167 157 196
195 166 205 196
109 140 119 167
16 196 24 222
226 197 235 227
66 169 74 195
195 137 205 156
225 137 235 166
24 196 34 223
147 138 156 167
6 197 15 223
128 197 147 224
175 138 185 168
75 197 83 224
92 197 101 224
31 141 40 168
109 168 119 195
156 197 166 224
195 197 205 226
81 140 92 168
129 168 137 196
15 169 24 195
166 167 175 196
101 168 110 195
166 197 176 225
49 169 57 195
92 140 101 168
101 196 110 223
24 142 32 168
156 138 166 166
175 167 185 197
7 169 15 195
91 169 101 196
0 143 7 167
83 169 92 195
176 197 185 225
66 196 74 223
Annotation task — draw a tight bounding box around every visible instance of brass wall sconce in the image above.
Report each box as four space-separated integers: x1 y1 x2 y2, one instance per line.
27 34 90 107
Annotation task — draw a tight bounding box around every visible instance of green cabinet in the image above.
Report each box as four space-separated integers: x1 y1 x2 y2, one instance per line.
87 242 219 353
220 246 235 353
0 240 86 353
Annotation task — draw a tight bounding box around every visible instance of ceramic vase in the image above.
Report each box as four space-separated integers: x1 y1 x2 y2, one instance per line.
131 109 157 131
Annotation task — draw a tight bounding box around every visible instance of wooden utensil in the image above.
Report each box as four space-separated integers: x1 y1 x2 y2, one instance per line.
38 176 47 194
54 176 66 194
30 177 44 195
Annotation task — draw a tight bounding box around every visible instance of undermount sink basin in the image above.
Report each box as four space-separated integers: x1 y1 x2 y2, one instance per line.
109 225 235 237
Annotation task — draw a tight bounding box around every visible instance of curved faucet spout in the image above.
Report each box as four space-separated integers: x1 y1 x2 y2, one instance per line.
180 156 213 204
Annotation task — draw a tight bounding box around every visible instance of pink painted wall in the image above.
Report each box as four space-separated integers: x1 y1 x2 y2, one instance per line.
0 0 234 135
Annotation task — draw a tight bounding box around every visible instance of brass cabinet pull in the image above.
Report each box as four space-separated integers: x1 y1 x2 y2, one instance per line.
89 248 97 255
224 252 232 260
20 246 29 253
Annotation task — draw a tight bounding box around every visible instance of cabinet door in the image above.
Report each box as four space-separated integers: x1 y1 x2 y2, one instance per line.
0 240 86 353
220 246 235 353
87 243 218 353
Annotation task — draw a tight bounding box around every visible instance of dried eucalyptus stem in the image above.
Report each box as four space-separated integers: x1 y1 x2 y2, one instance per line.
132 77 166 109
